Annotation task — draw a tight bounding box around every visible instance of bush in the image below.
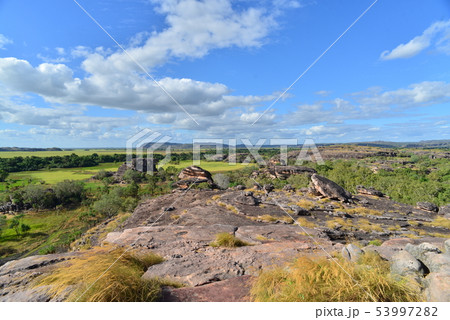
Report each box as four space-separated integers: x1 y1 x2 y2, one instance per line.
251 253 421 302
35 246 180 302
93 193 123 217
123 169 145 183
22 185 57 209
93 170 113 180
54 180 85 206
0 170 8 182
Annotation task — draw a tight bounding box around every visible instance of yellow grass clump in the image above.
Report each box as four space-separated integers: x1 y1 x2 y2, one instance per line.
210 232 250 248
343 207 383 216
296 217 318 229
428 216 450 229
296 199 316 210
34 246 180 302
251 252 422 302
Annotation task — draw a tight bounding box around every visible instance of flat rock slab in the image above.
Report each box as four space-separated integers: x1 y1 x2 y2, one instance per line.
142 240 329 286
161 275 255 302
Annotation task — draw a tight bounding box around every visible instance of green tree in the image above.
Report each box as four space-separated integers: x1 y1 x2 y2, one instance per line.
0 170 8 182
54 180 85 206
92 193 123 217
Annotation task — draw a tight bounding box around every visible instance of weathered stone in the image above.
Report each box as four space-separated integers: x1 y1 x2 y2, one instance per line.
439 204 450 216
390 251 424 277
341 244 363 262
234 193 258 206
445 239 450 256
178 166 213 184
424 272 450 302
417 202 438 213
115 158 157 177
290 205 310 216
405 243 442 261
161 275 254 302
356 185 384 197
267 166 317 180
310 174 352 202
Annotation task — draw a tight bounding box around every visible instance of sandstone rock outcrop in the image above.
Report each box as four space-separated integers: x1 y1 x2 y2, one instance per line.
266 166 317 179
309 174 352 202
416 202 439 213
356 185 384 197
174 166 214 189
115 158 157 178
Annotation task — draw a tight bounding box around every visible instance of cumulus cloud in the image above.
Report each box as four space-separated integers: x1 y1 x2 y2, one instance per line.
0 0 286 123
380 20 450 60
0 34 12 50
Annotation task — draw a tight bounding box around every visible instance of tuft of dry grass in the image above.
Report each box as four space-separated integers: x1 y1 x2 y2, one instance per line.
226 204 239 214
343 207 383 216
357 219 384 233
428 217 450 229
210 232 250 248
251 253 422 302
35 246 180 302
296 199 316 210
326 217 354 231
296 217 318 229
259 214 279 223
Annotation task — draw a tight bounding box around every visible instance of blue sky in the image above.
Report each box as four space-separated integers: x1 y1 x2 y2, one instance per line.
0 0 449 147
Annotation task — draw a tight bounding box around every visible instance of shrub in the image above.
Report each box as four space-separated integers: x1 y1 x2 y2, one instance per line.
251 253 421 302
0 170 8 182
123 169 145 183
93 193 123 217
210 232 250 247
54 180 85 206
93 169 113 180
22 185 57 209
34 246 180 302
368 239 383 246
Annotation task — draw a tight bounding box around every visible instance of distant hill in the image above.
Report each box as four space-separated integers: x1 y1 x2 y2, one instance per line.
348 140 450 149
0 147 63 152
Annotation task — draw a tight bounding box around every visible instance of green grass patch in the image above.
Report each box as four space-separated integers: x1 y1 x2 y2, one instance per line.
0 207 93 260
162 160 247 173
2 162 120 186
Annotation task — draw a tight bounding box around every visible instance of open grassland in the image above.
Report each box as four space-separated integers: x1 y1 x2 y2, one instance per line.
1 162 121 188
0 207 91 260
162 160 247 172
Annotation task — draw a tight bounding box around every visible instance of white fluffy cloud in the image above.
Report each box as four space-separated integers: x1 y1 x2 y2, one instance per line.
381 20 450 60
0 0 283 121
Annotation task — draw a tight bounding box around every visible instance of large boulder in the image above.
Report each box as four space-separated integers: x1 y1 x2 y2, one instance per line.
309 174 352 202
390 251 424 277
116 158 157 177
267 166 317 180
178 166 213 183
341 244 363 262
417 202 438 213
356 185 384 197
175 166 214 189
